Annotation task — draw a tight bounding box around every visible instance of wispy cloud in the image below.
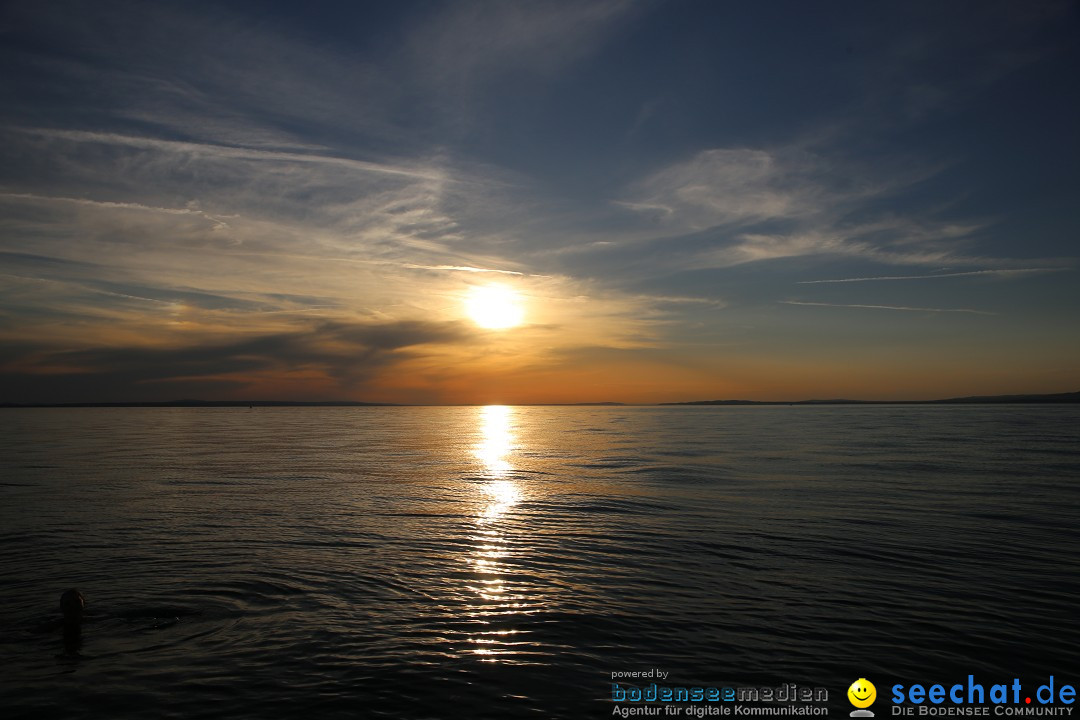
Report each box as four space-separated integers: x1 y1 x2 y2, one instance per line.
618 148 835 231
796 268 1067 283
636 294 726 307
13 128 447 181
0 125 513 282
0 272 174 306
602 145 1016 279
780 300 995 315
0 191 234 230
712 229 1000 269
401 264 525 276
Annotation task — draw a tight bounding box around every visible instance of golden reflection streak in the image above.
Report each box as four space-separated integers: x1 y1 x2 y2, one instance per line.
474 405 513 478
473 405 520 521
465 405 527 661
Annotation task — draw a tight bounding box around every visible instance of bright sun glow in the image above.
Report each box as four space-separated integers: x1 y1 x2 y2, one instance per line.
465 285 524 329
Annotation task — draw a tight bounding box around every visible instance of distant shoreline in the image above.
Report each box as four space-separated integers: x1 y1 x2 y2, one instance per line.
661 391 1080 406
2 392 1078 408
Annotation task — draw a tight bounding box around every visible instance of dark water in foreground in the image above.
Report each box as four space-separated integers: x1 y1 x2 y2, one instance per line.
1 406 1078 719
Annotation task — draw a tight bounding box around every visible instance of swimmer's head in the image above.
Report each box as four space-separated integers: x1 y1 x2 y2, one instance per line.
60 588 85 627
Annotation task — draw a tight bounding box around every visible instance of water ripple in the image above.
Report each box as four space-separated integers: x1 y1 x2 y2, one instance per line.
0 405 1077 718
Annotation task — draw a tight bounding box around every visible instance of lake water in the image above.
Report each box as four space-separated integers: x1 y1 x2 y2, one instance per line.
1 405 1078 718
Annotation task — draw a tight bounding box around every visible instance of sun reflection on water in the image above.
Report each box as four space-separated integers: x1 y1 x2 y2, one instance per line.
472 405 521 520
465 405 529 662
474 405 514 479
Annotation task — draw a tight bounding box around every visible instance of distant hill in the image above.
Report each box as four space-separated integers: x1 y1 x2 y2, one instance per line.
663 391 1080 406
533 402 626 406
930 391 1080 404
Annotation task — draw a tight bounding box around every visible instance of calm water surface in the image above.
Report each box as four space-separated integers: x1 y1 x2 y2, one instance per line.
1 406 1078 718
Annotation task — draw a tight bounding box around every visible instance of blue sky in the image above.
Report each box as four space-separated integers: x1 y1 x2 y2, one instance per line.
1 0 1077 403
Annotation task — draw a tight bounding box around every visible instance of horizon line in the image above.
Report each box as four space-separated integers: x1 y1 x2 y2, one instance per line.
2 390 1079 409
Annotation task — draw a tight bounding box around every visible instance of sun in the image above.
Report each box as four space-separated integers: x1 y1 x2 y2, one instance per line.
465 285 525 329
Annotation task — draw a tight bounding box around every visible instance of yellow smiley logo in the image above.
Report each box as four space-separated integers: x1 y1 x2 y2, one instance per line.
848 678 877 708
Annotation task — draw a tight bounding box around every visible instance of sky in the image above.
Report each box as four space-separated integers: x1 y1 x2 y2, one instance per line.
1 0 1078 404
